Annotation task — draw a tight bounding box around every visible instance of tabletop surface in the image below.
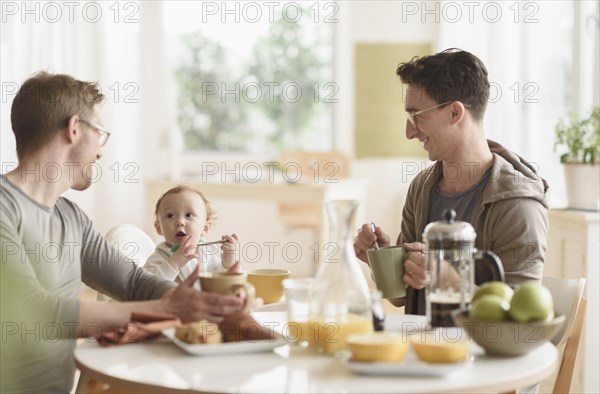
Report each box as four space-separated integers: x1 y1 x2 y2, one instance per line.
75 311 558 393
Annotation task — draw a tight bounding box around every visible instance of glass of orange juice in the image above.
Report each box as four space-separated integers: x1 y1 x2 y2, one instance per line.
306 314 373 355
282 278 322 346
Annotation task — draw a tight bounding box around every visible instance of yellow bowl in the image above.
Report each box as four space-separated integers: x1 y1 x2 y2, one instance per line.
347 332 410 363
410 336 469 363
246 269 291 304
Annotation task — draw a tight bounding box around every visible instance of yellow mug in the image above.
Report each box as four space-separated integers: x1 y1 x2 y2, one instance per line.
246 269 291 304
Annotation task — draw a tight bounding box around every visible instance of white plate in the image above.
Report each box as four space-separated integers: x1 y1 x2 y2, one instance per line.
344 352 473 377
253 300 286 312
162 327 288 356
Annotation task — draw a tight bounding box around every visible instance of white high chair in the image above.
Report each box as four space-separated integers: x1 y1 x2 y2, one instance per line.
96 224 156 301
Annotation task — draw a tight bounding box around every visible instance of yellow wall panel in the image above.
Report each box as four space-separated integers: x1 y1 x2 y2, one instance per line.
355 43 431 158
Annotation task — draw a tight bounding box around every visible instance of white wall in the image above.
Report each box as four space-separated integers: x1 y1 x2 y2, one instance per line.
337 1 437 240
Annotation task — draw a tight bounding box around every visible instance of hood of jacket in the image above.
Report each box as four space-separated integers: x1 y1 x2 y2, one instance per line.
484 140 549 208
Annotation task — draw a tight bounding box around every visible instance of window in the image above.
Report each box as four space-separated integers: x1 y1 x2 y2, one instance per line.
163 1 336 156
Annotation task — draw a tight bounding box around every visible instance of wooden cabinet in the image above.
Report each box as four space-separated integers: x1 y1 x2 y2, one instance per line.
546 209 599 393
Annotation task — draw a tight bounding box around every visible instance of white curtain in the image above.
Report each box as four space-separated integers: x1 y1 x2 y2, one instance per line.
436 0 598 208
0 1 174 235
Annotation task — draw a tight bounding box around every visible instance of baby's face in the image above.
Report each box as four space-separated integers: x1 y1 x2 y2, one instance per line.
155 190 210 247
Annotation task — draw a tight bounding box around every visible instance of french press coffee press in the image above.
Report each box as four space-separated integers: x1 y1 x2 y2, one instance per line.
423 209 505 327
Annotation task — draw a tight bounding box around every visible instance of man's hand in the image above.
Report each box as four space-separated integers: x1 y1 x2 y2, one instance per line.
353 223 391 264
162 265 243 323
402 242 426 289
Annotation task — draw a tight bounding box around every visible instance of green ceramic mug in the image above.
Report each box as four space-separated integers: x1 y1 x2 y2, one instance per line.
367 246 407 299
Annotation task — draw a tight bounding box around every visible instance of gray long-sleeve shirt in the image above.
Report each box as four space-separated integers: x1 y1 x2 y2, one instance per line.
0 174 176 393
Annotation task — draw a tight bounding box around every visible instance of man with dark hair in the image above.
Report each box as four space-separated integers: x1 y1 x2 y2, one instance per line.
354 49 549 314
1 72 243 393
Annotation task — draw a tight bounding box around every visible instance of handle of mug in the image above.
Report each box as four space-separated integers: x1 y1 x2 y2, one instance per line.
232 283 256 313
474 250 505 284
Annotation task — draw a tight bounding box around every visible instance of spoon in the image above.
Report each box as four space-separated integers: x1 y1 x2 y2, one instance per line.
371 222 379 250
170 239 226 253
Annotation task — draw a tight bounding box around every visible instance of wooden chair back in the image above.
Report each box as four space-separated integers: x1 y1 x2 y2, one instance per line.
541 276 587 394
277 151 350 228
553 296 587 393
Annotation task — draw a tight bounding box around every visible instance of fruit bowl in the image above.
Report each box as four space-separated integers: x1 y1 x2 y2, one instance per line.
452 311 565 357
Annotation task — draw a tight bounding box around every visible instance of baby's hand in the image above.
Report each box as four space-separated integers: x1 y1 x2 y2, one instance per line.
221 233 239 269
168 236 199 269
227 261 242 273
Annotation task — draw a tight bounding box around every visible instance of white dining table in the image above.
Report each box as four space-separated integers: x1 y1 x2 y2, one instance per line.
75 310 558 394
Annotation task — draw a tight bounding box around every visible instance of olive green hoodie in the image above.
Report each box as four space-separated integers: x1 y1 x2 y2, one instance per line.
394 140 549 314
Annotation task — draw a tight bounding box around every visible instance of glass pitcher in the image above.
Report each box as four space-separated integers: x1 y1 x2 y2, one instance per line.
424 209 505 327
307 200 373 355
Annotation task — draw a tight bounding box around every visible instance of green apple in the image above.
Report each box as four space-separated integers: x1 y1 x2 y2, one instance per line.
508 282 554 322
472 281 514 303
470 295 510 321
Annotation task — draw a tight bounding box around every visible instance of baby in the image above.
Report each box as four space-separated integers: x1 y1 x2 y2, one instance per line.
144 185 238 281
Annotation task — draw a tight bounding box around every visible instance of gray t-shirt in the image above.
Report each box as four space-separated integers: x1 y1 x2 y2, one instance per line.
429 169 492 223
0 175 176 393
411 171 491 315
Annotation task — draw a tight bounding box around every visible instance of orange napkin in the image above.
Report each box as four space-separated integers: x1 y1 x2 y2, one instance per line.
97 311 181 347
219 312 281 343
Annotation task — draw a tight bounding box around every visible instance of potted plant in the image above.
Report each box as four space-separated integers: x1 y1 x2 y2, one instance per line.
554 106 600 210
